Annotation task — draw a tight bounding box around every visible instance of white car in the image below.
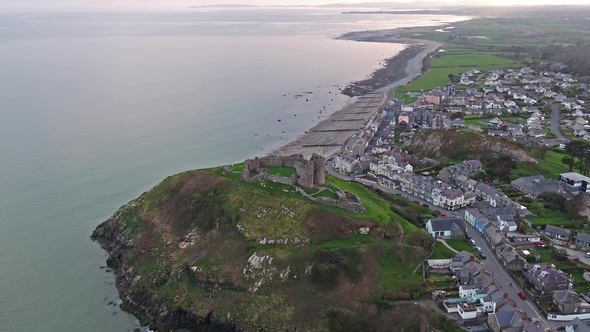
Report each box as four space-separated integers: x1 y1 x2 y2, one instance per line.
585 252 590 258
475 246 483 253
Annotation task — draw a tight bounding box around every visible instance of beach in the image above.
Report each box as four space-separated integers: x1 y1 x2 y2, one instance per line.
272 30 442 157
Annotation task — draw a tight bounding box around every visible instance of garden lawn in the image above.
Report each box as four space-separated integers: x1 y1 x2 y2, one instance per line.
445 239 477 255
432 241 457 259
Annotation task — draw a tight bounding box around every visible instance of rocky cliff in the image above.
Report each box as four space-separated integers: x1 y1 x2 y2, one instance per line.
401 129 538 163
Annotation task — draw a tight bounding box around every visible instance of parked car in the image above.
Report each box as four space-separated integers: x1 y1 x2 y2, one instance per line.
534 241 546 247
465 233 471 240
475 246 483 253
518 291 527 300
451 211 458 215
395 193 401 196
585 252 590 258
469 239 476 246
435 210 441 214
478 252 486 259
414 200 420 204
441 213 447 217
422 203 428 207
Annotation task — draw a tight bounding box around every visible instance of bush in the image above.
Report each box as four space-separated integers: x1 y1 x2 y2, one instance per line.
310 248 362 288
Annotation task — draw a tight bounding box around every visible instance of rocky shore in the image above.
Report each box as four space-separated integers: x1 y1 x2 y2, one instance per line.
92 217 242 332
273 29 441 157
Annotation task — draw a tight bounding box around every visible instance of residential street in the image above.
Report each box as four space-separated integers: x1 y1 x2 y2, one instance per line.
549 103 568 142
459 211 553 327
326 164 558 327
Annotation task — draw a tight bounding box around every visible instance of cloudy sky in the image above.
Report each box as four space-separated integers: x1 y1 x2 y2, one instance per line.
1 0 588 11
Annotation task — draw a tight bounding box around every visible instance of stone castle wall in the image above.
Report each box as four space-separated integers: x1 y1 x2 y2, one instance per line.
296 188 366 214
242 154 325 189
267 174 297 186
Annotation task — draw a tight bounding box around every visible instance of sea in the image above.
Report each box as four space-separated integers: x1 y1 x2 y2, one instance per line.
0 8 467 331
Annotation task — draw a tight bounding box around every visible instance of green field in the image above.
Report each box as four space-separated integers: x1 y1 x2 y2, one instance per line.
431 53 517 68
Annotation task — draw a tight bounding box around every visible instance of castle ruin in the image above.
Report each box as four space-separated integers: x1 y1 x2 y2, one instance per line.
241 154 326 189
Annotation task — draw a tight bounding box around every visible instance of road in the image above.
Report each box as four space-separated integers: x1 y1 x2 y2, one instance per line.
548 103 568 142
325 165 555 326
457 209 555 327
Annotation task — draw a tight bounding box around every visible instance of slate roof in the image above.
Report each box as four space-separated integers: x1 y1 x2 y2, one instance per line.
454 250 472 264
494 305 524 327
485 224 504 245
545 225 571 237
428 218 466 233
511 175 563 195
524 262 570 289
554 289 582 304
567 318 590 332
576 233 590 244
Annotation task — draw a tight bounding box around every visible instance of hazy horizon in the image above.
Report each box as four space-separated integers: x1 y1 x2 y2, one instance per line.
1 0 589 12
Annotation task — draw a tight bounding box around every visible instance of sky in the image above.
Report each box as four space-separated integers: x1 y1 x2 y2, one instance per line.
0 0 588 12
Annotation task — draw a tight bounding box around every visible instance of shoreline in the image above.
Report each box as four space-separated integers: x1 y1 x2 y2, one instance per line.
271 29 442 158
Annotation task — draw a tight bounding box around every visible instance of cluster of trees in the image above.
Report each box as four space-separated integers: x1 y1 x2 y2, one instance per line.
562 141 590 175
481 154 516 182
538 192 587 219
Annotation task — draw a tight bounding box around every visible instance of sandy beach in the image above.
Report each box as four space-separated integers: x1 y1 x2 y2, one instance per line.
272 30 441 157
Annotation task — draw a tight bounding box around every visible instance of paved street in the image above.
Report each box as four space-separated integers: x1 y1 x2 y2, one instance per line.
549 103 568 142
461 215 552 327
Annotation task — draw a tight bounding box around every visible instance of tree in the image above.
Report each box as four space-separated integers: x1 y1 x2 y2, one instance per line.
562 156 575 172
449 112 464 120
487 155 514 182
565 194 586 219
448 74 455 81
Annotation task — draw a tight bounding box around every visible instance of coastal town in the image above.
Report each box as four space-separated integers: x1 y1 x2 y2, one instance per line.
82 9 590 332
325 63 590 331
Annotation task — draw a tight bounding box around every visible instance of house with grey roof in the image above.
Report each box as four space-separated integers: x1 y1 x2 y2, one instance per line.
545 225 571 242
425 217 466 239
511 175 563 197
475 182 511 207
565 317 590 332
552 289 590 315
487 304 526 332
497 245 525 272
523 262 570 294
575 233 590 250
484 224 504 248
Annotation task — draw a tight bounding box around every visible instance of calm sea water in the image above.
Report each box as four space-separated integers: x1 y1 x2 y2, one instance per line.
0 8 467 331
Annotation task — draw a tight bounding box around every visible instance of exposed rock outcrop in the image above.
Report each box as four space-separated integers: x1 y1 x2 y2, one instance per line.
401 130 537 163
